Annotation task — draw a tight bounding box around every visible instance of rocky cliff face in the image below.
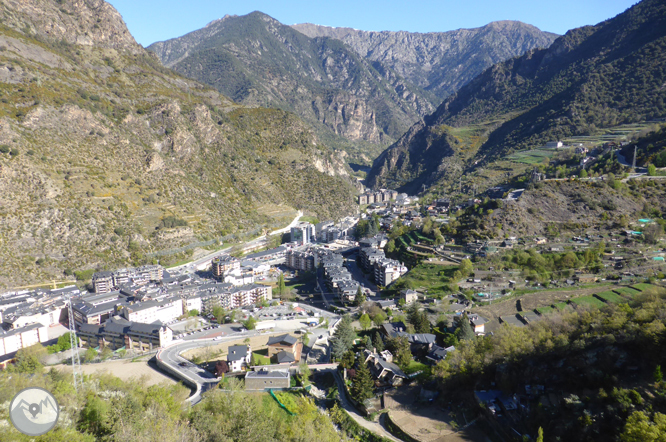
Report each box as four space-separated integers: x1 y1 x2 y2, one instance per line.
148 12 435 162
292 21 558 100
0 0 141 53
0 1 357 288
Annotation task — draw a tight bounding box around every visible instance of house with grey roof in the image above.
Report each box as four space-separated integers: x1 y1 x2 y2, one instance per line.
245 369 290 390
363 350 407 386
426 345 455 364
227 345 251 372
267 334 301 364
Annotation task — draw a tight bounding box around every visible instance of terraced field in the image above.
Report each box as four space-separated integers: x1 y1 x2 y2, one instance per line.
572 296 607 309
471 283 665 333
506 149 556 164
595 291 627 304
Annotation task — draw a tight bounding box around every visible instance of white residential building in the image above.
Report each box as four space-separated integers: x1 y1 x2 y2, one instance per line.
227 345 251 372
121 297 183 324
290 222 315 245
0 323 48 358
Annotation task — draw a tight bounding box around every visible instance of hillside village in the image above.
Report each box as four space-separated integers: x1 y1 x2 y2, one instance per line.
1 0 666 441
2 155 665 440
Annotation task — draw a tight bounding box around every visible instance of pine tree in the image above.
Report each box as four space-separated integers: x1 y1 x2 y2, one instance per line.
457 313 475 341
387 336 412 370
536 427 544 442
354 286 366 306
415 311 431 334
331 315 355 360
655 365 663 383
373 331 385 353
351 361 375 403
340 350 356 369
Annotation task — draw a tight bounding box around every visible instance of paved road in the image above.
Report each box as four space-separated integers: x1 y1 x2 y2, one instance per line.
169 211 302 274
345 256 378 299
616 149 647 173
330 369 401 442
157 309 338 404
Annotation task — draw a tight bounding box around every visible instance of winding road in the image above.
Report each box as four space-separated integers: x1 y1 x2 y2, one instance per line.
169 211 303 274
330 369 401 442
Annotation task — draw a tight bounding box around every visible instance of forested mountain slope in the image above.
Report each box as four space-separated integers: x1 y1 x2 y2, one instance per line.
367 0 666 193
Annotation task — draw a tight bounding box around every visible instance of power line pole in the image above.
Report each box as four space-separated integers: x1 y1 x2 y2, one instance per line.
67 295 82 391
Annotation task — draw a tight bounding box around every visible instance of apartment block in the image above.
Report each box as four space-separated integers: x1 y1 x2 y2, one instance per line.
212 255 241 279
0 323 48 358
290 222 315 245
286 249 315 272
78 316 173 352
120 296 184 324
92 265 164 293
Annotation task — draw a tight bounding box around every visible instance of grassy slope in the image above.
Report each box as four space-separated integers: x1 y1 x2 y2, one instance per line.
0 24 356 287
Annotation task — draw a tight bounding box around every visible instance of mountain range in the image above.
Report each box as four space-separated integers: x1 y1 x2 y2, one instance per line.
148 13 557 163
367 0 666 193
292 20 558 101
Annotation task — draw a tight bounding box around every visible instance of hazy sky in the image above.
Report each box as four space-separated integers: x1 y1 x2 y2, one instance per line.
106 0 638 47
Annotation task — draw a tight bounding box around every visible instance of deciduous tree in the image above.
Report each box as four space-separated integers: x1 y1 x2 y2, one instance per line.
359 313 372 330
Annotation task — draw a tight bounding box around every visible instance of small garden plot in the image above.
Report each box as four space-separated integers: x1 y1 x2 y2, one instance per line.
252 350 271 365
596 291 627 304
506 149 555 164
536 306 554 315
572 296 607 309
553 302 570 311
613 286 642 297
632 283 659 292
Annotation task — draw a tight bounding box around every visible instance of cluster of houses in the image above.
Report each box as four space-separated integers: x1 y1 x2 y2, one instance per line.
92 265 164 294
211 255 271 286
0 261 277 361
214 333 304 390
349 316 483 388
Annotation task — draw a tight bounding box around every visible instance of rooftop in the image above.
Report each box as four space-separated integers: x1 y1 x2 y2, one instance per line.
267 334 297 346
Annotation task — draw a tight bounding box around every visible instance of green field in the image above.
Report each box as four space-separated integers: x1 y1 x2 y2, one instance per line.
413 232 433 244
596 291 628 304
298 215 319 225
613 287 641 297
395 263 455 295
572 296 607 309
536 306 554 315
506 149 556 164
632 283 660 292
553 302 570 311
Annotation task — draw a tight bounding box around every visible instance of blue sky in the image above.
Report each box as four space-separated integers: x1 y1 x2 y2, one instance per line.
106 0 638 47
